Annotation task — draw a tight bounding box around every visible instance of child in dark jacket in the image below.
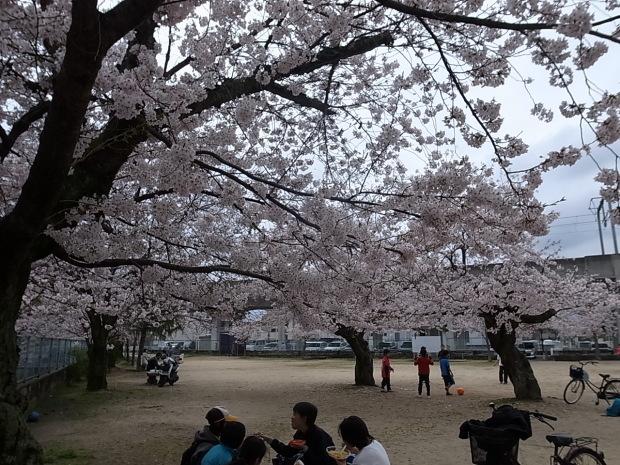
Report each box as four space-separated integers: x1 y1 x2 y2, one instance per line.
257 401 334 465
225 436 266 465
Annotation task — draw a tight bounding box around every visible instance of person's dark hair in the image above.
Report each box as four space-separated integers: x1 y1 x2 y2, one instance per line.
206 408 227 434
220 421 246 449
339 416 373 450
229 436 266 464
293 402 318 427
420 346 428 357
383 349 390 355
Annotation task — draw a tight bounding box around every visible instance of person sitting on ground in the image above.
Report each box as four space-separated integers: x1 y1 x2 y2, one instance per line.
257 401 334 465
181 407 239 465
146 353 159 371
225 436 266 465
336 416 390 465
140 349 151 371
201 421 246 465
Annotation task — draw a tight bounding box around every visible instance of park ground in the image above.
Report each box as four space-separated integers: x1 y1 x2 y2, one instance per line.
30 356 620 465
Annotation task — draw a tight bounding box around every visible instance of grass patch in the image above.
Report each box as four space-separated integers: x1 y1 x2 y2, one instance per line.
35 377 139 419
43 443 94 465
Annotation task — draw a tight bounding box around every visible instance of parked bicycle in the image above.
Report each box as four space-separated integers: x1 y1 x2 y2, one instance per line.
460 403 607 465
563 361 620 405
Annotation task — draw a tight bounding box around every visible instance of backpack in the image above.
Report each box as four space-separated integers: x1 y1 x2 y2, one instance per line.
181 436 217 465
606 398 620 417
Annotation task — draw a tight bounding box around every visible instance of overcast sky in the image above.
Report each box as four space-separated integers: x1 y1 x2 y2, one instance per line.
534 131 619 259
461 40 619 260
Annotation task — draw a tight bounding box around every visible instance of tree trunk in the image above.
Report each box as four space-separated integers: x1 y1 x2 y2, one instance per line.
0 269 43 465
486 325 542 400
137 327 147 370
336 327 375 386
86 311 117 391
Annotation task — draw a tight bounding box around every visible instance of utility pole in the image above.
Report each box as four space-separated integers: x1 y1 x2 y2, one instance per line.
590 198 606 254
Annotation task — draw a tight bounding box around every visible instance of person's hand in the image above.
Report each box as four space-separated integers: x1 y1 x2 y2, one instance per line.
390 367 395 372
256 433 271 443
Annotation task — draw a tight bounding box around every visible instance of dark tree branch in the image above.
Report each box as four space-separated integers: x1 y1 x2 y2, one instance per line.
264 82 336 115
163 56 195 79
53 245 279 283
0 101 51 162
376 0 620 44
520 308 557 324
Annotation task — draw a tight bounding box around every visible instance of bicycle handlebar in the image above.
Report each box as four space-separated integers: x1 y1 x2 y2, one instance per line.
530 411 557 422
579 360 598 366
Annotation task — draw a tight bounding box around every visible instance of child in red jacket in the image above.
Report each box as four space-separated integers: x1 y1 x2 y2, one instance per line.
413 346 434 396
380 349 395 392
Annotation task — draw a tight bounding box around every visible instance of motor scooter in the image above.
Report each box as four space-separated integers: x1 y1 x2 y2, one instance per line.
145 353 183 386
157 357 181 387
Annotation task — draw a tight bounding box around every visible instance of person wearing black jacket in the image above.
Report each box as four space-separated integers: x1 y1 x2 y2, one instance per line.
257 402 334 465
181 406 239 465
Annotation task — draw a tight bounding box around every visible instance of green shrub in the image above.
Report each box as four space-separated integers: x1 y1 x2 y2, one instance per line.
66 348 88 386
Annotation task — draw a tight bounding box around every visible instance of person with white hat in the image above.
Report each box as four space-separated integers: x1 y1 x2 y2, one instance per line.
180 406 239 465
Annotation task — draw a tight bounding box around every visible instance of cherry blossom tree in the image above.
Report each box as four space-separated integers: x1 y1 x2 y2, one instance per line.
18 261 213 388
408 246 619 399
1 1 619 463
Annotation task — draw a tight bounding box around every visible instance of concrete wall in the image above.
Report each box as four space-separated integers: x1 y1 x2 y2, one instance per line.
18 368 68 410
556 254 620 279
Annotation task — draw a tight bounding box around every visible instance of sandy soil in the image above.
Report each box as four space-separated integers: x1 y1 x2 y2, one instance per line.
30 356 620 465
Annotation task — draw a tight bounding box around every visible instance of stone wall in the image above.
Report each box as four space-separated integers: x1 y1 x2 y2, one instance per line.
18 368 68 410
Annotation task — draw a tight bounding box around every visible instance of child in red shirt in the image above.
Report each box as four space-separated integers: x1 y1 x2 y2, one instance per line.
413 346 434 396
380 349 395 392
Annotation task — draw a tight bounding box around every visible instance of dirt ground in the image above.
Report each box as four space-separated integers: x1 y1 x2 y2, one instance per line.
30 356 620 465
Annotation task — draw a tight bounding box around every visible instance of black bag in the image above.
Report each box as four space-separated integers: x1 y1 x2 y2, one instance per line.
272 452 303 465
181 439 215 465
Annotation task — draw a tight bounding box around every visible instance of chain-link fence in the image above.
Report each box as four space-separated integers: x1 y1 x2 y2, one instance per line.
17 335 86 383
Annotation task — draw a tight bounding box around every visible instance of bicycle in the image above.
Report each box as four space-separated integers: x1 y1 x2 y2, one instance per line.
461 403 607 465
563 361 620 405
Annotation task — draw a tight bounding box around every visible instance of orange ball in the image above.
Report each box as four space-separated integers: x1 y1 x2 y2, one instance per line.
456 387 465 395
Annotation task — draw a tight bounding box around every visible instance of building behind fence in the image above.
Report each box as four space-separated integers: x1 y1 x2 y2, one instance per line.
17 335 86 383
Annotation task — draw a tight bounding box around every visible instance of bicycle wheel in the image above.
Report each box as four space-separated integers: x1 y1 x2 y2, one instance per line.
564 379 585 404
602 379 620 403
564 447 607 465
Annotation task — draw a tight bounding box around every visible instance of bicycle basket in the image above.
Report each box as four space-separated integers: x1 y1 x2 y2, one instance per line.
468 423 520 465
569 365 583 380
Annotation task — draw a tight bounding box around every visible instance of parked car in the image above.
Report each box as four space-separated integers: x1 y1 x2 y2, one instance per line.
517 340 537 359
160 341 190 352
374 342 398 352
325 341 351 352
397 341 413 353
245 340 267 351
262 342 283 351
578 341 614 354
305 341 328 351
